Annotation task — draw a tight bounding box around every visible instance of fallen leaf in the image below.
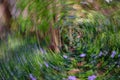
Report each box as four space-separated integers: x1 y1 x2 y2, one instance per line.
96 62 102 68
68 69 80 74
77 62 85 67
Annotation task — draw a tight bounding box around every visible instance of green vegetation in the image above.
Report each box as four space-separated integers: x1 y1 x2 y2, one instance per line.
0 0 120 80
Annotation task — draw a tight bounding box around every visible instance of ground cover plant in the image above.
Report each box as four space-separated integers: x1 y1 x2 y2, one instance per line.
0 0 120 80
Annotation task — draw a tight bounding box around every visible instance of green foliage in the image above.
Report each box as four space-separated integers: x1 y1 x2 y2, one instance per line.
15 0 61 38
0 37 65 80
0 0 120 80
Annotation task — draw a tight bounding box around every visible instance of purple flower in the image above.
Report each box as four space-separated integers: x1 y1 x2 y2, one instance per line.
44 62 49 68
98 51 103 57
88 75 96 80
40 48 46 54
80 53 86 57
111 51 116 58
29 74 36 80
63 55 68 59
68 76 77 80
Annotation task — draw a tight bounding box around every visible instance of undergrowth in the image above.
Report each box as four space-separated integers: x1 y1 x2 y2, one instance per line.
0 0 120 80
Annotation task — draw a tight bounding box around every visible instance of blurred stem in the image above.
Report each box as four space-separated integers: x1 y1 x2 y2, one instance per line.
69 26 73 45
32 14 40 49
48 0 62 53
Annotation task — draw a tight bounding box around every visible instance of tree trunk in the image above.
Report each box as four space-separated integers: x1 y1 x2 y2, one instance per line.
0 0 11 39
48 0 62 53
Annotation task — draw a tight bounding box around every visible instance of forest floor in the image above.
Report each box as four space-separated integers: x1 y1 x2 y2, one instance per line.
0 1 120 80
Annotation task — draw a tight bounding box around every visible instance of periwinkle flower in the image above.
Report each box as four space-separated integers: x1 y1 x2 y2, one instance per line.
98 51 103 57
44 62 49 68
40 48 46 54
29 74 36 80
68 76 77 80
80 53 86 58
63 55 68 59
111 51 116 58
88 75 96 80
